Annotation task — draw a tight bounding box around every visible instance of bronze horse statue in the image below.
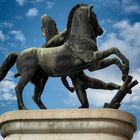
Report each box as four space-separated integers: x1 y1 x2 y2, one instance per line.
40 13 122 108
0 4 129 110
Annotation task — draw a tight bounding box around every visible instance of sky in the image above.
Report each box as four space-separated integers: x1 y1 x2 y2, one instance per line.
0 0 140 139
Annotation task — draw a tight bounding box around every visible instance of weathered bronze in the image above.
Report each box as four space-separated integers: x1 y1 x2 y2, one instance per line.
0 3 137 110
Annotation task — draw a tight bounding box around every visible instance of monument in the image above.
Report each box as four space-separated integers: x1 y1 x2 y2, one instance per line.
0 3 138 140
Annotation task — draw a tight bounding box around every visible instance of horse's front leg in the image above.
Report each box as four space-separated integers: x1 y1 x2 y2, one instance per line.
93 47 129 80
89 57 123 72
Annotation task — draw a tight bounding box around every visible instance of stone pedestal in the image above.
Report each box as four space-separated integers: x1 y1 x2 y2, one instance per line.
0 109 136 140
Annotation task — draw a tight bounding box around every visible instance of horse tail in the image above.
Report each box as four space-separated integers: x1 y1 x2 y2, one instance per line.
0 53 19 81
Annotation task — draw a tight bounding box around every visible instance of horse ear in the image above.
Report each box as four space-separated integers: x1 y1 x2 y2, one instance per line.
89 4 93 10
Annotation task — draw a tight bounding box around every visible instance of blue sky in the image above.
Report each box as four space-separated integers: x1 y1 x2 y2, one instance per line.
0 0 140 139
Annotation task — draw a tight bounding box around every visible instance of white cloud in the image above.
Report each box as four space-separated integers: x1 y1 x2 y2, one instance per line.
0 21 14 29
122 0 140 14
26 8 39 17
94 0 120 8
132 130 140 140
14 15 23 21
46 1 54 9
102 20 140 66
10 30 26 45
114 20 140 46
32 0 43 2
3 21 14 28
0 71 16 101
0 31 5 42
94 0 140 15
16 0 26 6
16 0 43 5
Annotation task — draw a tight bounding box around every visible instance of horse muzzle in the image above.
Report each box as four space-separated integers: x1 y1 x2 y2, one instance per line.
97 27 104 36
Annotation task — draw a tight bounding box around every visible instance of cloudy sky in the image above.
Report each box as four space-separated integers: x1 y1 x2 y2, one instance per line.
0 0 140 139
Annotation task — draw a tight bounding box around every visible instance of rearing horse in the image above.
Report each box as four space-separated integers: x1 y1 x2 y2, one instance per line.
0 4 129 110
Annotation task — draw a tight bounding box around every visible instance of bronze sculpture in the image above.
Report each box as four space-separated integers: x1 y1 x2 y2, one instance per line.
0 3 137 110
40 13 121 109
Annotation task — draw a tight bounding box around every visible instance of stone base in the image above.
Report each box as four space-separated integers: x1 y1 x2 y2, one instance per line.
0 109 137 140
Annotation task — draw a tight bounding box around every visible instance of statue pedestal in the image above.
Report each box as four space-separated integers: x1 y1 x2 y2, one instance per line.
0 109 136 140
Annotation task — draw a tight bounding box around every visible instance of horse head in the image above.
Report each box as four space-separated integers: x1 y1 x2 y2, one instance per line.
66 4 103 40
41 14 58 41
89 5 103 37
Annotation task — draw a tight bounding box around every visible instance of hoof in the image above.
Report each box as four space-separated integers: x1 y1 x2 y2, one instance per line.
32 96 38 103
40 105 47 109
78 105 89 109
18 106 28 110
122 74 128 81
70 87 75 93
127 89 132 94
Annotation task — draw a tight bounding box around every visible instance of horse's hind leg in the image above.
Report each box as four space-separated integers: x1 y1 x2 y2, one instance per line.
74 82 89 108
15 71 34 110
85 76 120 90
32 77 48 109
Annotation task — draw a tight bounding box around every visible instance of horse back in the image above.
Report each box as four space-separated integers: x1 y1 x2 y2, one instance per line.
16 48 38 74
37 44 82 76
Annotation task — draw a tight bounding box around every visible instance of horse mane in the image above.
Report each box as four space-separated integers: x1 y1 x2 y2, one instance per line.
64 3 89 41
